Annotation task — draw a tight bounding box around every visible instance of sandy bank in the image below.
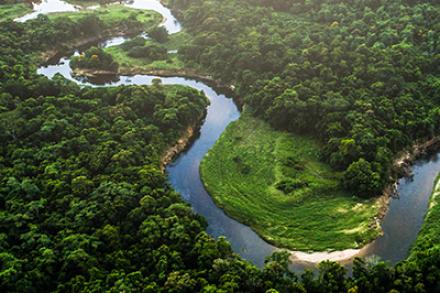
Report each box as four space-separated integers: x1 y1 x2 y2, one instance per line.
288 136 440 264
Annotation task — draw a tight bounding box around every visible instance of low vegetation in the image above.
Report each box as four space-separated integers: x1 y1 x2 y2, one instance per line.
71 46 119 72
410 174 440 259
105 32 190 72
0 2 30 19
201 111 380 250
65 0 113 7
122 37 168 60
47 5 162 29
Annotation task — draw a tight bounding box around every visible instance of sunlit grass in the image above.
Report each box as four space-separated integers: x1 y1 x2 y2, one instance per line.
200 110 380 251
410 174 440 258
104 32 189 72
0 3 31 20
47 5 162 28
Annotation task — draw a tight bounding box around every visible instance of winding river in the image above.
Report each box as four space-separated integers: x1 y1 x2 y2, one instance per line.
18 0 440 270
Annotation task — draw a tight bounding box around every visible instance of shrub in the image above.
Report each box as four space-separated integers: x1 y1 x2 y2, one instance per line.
275 178 308 194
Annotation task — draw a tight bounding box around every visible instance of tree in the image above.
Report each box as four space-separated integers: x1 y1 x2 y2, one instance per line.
343 158 382 197
148 26 169 43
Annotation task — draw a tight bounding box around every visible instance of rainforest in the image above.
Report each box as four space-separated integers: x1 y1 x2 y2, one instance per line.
0 0 440 292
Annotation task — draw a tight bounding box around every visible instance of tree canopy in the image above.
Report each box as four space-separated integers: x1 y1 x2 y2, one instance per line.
0 0 440 291
170 0 440 197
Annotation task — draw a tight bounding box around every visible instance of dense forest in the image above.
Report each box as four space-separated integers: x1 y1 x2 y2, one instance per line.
170 0 440 197
1 0 440 292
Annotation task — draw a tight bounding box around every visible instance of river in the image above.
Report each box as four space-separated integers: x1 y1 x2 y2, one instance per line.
18 0 440 270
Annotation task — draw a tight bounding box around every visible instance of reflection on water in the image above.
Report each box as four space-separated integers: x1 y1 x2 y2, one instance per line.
126 0 181 33
359 153 440 264
15 0 78 22
101 36 127 48
15 0 181 33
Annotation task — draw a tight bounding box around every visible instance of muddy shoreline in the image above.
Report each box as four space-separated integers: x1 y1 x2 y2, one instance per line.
160 112 206 173
377 136 440 221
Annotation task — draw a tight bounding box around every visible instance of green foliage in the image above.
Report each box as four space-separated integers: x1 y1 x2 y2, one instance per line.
275 178 309 194
1 1 440 291
0 2 30 19
126 40 168 60
171 0 440 196
0 78 211 291
410 175 440 259
47 5 162 30
0 18 214 289
104 32 190 73
343 159 383 197
148 26 169 43
71 46 119 72
200 111 379 250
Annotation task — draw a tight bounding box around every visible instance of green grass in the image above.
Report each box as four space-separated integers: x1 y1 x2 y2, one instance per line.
0 3 31 20
200 111 380 251
105 32 190 72
409 174 440 258
47 5 162 28
64 0 103 7
159 32 190 51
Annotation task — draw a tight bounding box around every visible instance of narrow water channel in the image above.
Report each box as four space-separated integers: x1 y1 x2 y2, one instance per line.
27 0 440 270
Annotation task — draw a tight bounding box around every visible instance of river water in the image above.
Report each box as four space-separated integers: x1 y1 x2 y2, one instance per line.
15 0 181 34
19 0 440 269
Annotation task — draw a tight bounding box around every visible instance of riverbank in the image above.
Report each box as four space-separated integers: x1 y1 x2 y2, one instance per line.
39 6 162 63
40 27 135 64
160 110 206 173
288 136 440 264
200 109 440 264
376 136 440 222
200 111 380 252
72 67 118 77
407 173 440 259
68 62 239 106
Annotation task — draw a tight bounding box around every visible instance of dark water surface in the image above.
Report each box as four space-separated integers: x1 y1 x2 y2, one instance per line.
359 153 440 264
32 0 440 270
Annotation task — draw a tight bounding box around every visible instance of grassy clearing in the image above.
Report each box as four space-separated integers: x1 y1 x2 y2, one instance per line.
64 0 103 7
47 5 162 28
105 45 184 72
0 3 31 20
409 174 440 258
200 111 380 251
105 32 190 72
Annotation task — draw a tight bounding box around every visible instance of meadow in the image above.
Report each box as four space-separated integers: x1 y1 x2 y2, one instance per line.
0 3 31 19
47 5 162 27
200 110 380 251
410 174 440 258
104 32 189 73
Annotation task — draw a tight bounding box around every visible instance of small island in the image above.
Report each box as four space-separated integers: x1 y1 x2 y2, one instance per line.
71 46 119 76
